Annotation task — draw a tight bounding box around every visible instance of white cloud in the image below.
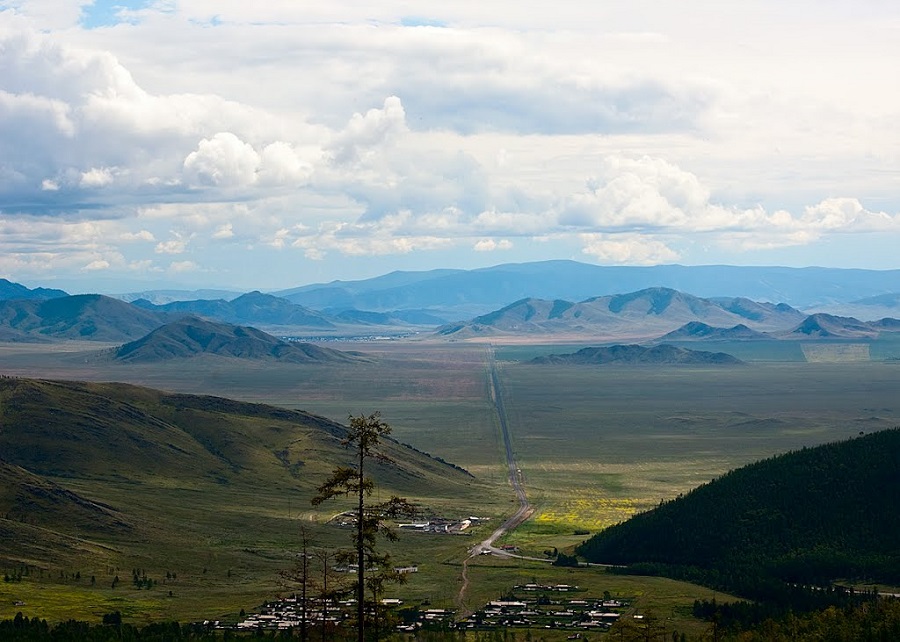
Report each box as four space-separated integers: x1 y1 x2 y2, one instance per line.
80 166 116 188
155 235 189 254
330 96 408 164
169 260 199 273
474 238 513 252
1 3 900 288
183 132 260 188
579 233 680 265
83 259 110 271
120 229 155 241
212 223 234 239
258 141 314 186
290 218 455 259
801 198 897 233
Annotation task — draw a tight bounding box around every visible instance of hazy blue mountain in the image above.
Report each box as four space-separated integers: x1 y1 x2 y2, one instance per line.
0 278 68 301
437 288 805 339
134 291 336 328
274 261 900 318
530 344 743 365
657 321 770 342
114 317 367 363
0 294 170 341
808 291 900 321
116 288 242 304
781 313 884 339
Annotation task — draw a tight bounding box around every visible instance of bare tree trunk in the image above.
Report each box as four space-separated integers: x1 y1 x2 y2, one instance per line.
357 440 365 642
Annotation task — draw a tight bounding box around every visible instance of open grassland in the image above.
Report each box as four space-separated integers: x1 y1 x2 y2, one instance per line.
4 339 899 627
0 471 502 624
497 360 900 551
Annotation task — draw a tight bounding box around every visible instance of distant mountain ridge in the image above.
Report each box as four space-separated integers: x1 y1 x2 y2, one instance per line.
0 294 171 341
273 261 900 318
786 313 884 339
437 288 806 340
133 291 336 328
133 290 441 330
658 322 769 342
114 317 367 363
660 314 900 343
530 344 743 365
0 278 68 301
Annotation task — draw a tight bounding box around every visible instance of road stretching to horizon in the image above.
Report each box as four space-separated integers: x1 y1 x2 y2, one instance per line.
457 346 545 612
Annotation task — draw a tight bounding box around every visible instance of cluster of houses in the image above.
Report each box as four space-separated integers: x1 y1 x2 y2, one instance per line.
232 586 633 634
459 588 631 632
233 594 452 633
235 595 346 631
329 512 487 535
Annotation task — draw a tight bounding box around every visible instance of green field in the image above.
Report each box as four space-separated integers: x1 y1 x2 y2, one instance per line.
498 360 900 546
2 338 899 631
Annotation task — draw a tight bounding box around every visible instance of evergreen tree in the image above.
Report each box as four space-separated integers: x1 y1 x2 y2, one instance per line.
311 412 416 642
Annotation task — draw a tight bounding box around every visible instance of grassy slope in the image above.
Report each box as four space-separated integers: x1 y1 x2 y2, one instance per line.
0 375 490 623
4 340 894 629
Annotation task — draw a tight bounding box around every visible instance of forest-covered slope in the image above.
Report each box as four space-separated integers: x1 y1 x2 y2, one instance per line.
577 428 900 595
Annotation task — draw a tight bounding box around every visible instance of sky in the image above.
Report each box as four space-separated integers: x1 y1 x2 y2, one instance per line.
1 1 899 294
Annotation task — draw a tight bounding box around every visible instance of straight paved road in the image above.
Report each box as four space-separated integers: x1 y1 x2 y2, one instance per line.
458 347 545 612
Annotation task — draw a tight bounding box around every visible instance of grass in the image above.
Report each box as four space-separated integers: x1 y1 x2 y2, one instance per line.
495 360 900 545
458 556 737 638
3 339 900 626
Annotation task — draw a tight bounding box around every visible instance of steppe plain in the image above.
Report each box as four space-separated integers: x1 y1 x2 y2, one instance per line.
2 333 900 636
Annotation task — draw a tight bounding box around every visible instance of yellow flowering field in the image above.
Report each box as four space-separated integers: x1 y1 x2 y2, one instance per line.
534 494 639 531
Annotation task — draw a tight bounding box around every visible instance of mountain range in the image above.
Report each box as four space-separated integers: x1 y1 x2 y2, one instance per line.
437 288 808 340
0 279 67 301
271 261 900 319
113 317 367 363
2 260 900 345
131 291 336 329
0 294 172 342
530 344 743 365
660 313 900 343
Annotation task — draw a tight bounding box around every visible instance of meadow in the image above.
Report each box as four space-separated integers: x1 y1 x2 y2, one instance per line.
2 337 899 631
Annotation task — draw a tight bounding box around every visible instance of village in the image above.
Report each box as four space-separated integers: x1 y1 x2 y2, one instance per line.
233 583 633 635
328 512 488 535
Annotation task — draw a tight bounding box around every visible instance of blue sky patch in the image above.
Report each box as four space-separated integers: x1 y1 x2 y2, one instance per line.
80 0 150 29
400 16 447 28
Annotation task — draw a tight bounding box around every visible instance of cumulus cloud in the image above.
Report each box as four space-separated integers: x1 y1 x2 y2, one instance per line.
212 223 234 239
579 233 680 264
289 217 455 259
1 4 899 287
474 238 513 252
258 142 314 186
330 96 408 164
169 260 199 273
83 259 110 271
120 229 155 241
183 132 260 188
155 234 189 254
559 156 717 231
801 198 896 232
0 19 328 219
80 166 116 188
